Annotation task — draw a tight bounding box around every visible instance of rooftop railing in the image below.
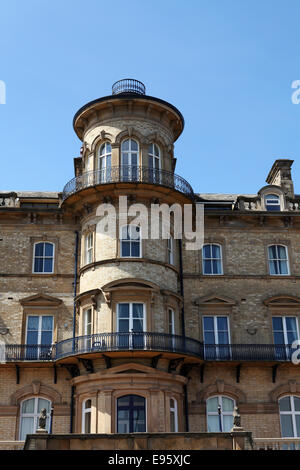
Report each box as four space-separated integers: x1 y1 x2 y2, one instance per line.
112 79 146 95
3 335 298 363
62 166 194 201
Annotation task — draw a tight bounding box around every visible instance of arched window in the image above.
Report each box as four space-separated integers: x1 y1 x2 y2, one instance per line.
202 244 223 275
170 397 178 432
268 245 289 275
265 194 281 211
82 399 92 433
98 142 111 182
117 395 146 433
120 225 141 257
19 397 51 440
206 395 235 432
279 396 300 437
33 242 54 273
148 143 160 182
121 138 139 181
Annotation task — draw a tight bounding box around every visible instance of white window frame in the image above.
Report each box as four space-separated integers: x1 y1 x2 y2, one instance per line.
32 242 55 274
268 244 290 276
279 395 300 438
170 397 178 432
82 398 92 434
121 138 139 166
202 243 223 275
202 315 231 359
148 143 161 170
120 225 142 258
206 395 235 433
19 397 51 440
85 232 94 265
272 316 299 346
117 303 146 333
26 315 54 345
264 193 281 211
98 142 112 183
167 236 174 265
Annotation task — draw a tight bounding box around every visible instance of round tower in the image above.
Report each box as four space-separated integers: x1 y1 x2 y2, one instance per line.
59 80 198 434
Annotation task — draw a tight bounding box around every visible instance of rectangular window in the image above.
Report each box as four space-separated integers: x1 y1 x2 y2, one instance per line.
26 315 53 359
272 316 298 359
203 316 230 359
167 237 174 265
33 242 54 274
202 244 223 275
117 303 145 349
268 245 289 275
85 233 93 265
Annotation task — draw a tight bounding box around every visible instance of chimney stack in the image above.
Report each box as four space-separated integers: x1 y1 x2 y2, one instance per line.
266 159 294 197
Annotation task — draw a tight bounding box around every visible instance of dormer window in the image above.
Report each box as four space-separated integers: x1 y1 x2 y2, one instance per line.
265 194 281 211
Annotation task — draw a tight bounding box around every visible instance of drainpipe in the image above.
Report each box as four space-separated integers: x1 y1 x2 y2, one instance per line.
72 231 79 344
70 231 79 433
178 239 189 432
70 385 75 433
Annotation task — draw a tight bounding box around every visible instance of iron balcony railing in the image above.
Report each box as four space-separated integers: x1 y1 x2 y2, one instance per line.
3 335 299 362
62 166 194 201
112 78 146 95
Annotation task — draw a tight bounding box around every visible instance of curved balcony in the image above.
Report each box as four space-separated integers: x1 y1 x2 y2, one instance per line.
62 166 194 201
4 335 298 363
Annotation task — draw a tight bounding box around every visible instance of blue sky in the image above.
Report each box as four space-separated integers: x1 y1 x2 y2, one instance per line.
0 0 300 195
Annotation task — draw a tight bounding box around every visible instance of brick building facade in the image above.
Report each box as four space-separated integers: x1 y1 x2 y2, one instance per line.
0 79 300 450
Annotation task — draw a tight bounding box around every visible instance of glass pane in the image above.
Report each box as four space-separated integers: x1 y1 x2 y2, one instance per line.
170 411 175 432
286 317 297 332
121 139 129 151
272 317 283 331
133 319 143 332
42 316 53 331
203 260 212 274
204 332 215 344
38 399 50 413
203 317 214 331
118 396 130 407
207 397 218 412
41 331 52 345
212 259 222 274
22 398 35 414
203 245 211 258
130 225 140 240
223 415 234 432
212 245 220 258
118 304 129 318
154 144 159 156
131 140 138 151
20 417 34 440
279 260 288 275
133 396 145 406
280 414 294 437
44 243 53 256
26 331 38 344
85 400 92 409
274 332 285 345
34 258 43 273
279 396 291 411
131 154 137 166
121 241 130 257
278 246 287 259
44 258 53 272
35 243 44 256
106 143 111 153
207 415 220 432
119 320 129 333
269 260 277 275
222 397 234 412
217 317 228 331
218 332 229 345
268 246 277 259
131 242 140 257
294 397 300 412
132 304 143 318
296 415 300 437
27 316 39 330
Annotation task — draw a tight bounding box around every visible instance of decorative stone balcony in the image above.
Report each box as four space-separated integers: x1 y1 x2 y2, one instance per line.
62 166 194 202
4 334 298 363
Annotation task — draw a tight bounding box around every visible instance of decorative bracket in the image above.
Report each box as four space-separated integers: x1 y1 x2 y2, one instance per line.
272 364 279 383
53 364 57 384
168 358 184 373
78 358 94 374
61 364 80 378
102 354 111 369
16 364 20 384
151 354 162 369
